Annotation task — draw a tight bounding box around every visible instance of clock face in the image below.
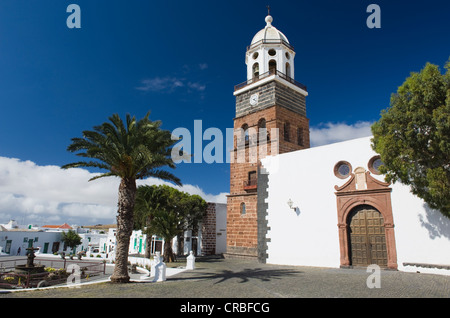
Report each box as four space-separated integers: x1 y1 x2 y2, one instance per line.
250 93 259 106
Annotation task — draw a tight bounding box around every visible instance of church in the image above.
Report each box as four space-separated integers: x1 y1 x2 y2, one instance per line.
225 13 450 276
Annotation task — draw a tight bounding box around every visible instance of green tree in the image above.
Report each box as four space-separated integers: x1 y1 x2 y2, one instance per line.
61 230 82 254
62 113 181 283
371 59 450 217
134 185 207 262
134 185 157 258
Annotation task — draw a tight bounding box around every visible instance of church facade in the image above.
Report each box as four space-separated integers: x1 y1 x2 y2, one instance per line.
226 13 450 276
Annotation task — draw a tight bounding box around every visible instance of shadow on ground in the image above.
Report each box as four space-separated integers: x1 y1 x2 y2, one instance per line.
169 267 303 284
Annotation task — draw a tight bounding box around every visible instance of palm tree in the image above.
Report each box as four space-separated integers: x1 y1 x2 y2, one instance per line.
62 112 181 283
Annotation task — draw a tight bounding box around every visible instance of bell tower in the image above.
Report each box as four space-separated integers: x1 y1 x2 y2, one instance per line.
226 13 310 259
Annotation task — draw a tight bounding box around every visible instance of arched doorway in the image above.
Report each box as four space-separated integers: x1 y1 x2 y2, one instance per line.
347 205 387 267
334 166 398 269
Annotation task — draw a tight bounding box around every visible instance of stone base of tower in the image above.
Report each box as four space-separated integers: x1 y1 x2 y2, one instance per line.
226 192 260 261
223 246 258 260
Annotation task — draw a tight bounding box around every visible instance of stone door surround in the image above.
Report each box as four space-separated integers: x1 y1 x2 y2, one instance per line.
335 166 398 270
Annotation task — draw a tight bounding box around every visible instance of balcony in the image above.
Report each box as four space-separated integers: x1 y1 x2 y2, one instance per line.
234 70 307 92
243 179 257 192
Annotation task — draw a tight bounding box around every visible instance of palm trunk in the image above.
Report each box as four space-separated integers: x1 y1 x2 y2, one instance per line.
110 177 136 283
144 234 152 258
144 216 153 259
163 238 175 263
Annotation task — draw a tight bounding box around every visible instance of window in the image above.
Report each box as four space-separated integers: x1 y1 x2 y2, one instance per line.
283 122 290 142
252 63 260 79
258 118 269 141
248 171 257 186
258 118 266 129
242 124 249 145
240 202 246 215
368 156 383 175
286 62 291 78
269 60 277 74
334 161 352 179
297 127 304 146
268 49 276 56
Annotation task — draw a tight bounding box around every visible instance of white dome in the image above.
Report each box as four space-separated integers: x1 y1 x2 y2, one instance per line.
250 15 290 45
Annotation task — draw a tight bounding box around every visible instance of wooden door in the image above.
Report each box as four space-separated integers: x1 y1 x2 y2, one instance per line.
348 205 387 267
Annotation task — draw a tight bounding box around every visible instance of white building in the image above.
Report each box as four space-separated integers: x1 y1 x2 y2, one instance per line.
0 226 64 256
0 199 227 260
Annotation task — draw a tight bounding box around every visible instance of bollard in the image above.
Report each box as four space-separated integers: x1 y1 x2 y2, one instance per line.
186 251 196 270
153 261 166 282
151 252 166 282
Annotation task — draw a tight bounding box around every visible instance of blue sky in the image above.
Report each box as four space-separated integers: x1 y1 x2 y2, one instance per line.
0 0 449 225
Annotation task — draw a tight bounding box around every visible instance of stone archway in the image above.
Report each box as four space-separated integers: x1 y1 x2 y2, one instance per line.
335 167 398 270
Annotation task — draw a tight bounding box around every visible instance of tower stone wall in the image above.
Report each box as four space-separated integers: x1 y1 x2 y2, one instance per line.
226 13 310 260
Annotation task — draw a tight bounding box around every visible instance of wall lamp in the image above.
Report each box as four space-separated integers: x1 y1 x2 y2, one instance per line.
287 199 296 210
287 199 300 215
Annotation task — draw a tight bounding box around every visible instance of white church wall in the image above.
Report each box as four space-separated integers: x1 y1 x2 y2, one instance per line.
261 137 377 268
391 183 450 275
261 136 450 274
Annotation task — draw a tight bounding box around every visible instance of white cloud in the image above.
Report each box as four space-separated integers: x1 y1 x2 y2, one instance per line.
136 76 205 93
0 157 227 226
135 77 184 92
310 121 373 147
187 82 206 92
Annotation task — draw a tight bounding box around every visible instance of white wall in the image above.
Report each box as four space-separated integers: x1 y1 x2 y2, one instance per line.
391 183 450 275
0 231 63 256
261 136 450 274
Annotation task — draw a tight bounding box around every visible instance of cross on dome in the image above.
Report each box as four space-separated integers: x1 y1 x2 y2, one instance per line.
265 5 272 26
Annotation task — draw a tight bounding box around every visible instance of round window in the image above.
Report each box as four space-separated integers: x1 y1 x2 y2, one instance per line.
252 52 259 59
285 52 290 59
334 161 352 179
368 156 383 175
268 49 276 56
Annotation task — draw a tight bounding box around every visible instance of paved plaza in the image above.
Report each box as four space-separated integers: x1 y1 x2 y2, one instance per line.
1 256 449 299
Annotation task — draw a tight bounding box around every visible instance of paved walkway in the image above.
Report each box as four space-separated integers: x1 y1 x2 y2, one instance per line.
1 256 449 299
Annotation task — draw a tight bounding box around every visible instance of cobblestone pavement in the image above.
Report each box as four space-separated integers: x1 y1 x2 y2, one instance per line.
1 256 449 299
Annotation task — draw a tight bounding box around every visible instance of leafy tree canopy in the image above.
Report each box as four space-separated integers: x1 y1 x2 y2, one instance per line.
371 58 450 217
134 184 208 261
